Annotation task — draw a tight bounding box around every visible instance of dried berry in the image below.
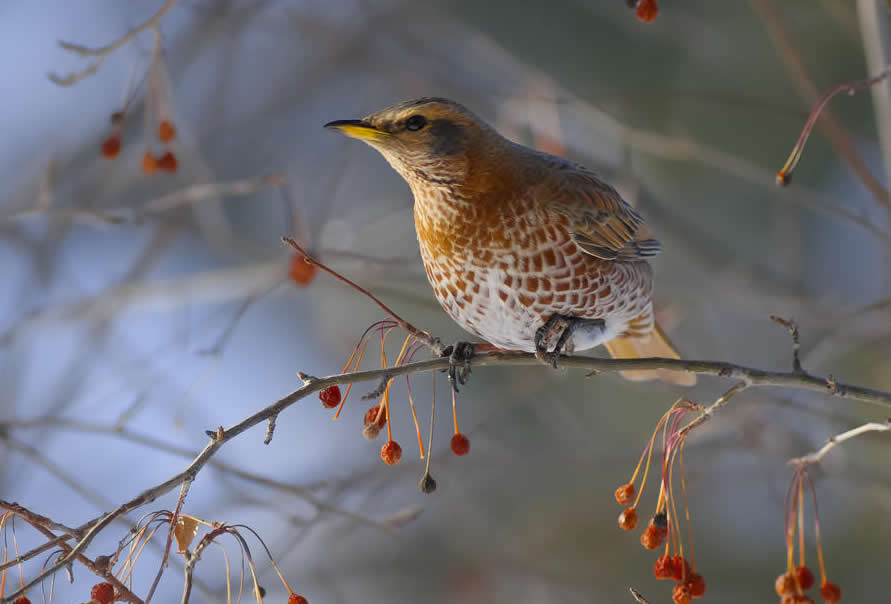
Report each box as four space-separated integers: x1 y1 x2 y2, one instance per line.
288 594 309 604
672 582 691 604
319 385 341 409
142 152 157 174
450 433 470 456
640 525 665 550
157 151 178 173
670 556 691 581
820 581 841 604
776 572 795 596
795 565 815 591
615 483 635 506
653 554 674 580
688 573 706 598
618 507 638 531
91 582 115 604
637 0 659 22
381 440 402 465
13 598 32 604
158 120 176 142
101 136 121 159
289 254 316 286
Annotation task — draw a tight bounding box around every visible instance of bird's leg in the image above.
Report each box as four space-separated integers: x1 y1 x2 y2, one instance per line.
535 315 605 368
439 341 475 392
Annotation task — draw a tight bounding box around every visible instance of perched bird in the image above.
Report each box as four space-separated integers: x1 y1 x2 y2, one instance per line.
325 98 694 386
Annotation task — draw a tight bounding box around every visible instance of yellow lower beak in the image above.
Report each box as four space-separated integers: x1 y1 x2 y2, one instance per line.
324 119 390 142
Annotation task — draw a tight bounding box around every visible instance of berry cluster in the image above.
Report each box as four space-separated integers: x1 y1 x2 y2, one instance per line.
615 399 705 603
775 466 841 603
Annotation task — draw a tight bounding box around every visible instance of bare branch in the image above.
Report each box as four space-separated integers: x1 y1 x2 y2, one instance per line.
789 420 891 466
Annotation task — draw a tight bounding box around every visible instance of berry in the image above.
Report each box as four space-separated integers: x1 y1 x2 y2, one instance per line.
91 582 115 604
618 507 638 531
381 440 402 465
157 151 178 173
640 525 665 550
653 554 674 580
776 572 795 596
418 472 437 493
450 432 470 456
13 598 32 604
637 0 658 22
651 511 668 530
101 136 121 159
319 385 341 409
820 581 841 604
142 152 157 174
288 594 308 604
363 404 387 439
670 556 691 581
795 565 815 591
688 573 706 598
289 254 316 286
672 583 691 604
158 120 177 142
614 483 635 506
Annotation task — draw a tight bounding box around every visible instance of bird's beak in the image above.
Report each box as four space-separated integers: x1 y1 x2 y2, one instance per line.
324 119 391 142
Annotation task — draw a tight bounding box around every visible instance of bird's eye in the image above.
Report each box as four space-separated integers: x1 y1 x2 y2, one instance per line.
405 114 427 131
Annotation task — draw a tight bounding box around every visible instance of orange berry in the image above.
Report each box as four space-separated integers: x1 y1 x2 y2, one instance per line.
798 597 815 604
91 582 115 604
618 507 638 531
364 404 387 428
776 572 795 596
795 565 815 591
157 151 178 173
450 432 470 456
158 120 176 142
288 594 308 604
101 136 121 159
637 0 658 22
319 385 341 409
672 582 691 604
653 554 674 580
142 152 157 174
670 555 691 581
688 573 706 598
614 483 635 506
820 581 841 604
288 254 316 286
381 440 402 465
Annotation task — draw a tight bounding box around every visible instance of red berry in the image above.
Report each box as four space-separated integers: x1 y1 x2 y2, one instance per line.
820 581 841 604
101 136 121 159
795 565 815 590
450 432 470 456
688 573 706 598
640 525 666 550
319 385 341 409
672 583 691 604
653 554 675 580
158 120 177 142
381 440 402 465
13 598 32 604
637 0 659 22
142 152 157 174
91 582 115 604
671 556 691 581
288 594 308 604
157 151 178 173
615 483 635 506
618 507 638 531
776 572 795 596
289 254 316 286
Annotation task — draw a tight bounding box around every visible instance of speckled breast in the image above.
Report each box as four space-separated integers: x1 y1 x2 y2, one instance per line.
412 187 655 352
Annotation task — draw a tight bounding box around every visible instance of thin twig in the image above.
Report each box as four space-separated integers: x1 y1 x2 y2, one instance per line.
789 420 891 466
144 478 193 604
49 0 179 86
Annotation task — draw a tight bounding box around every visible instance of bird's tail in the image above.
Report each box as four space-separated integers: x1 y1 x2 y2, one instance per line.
604 323 696 386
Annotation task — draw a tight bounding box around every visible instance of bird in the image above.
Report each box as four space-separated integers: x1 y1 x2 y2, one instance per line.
325 97 694 386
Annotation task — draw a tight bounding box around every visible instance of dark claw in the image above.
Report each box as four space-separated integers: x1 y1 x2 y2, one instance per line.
535 314 605 369
442 341 474 391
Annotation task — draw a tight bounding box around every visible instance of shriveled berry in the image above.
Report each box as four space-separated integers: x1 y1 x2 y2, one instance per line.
289 254 316 286
651 511 668 530
319 385 341 409
91 582 115 604
653 554 675 580
381 440 402 465
157 151 178 173
142 152 157 174
13 598 32 604
688 573 706 598
618 507 638 530
615 483 635 506
672 582 691 604
450 432 470 456
640 525 661 549
637 0 659 22
287 594 308 604
776 572 795 596
363 404 387 438
418 472 437 493
101 136 121 159
671 556 691 581
158 120 177 142
795 565 815 591
820 581 841 604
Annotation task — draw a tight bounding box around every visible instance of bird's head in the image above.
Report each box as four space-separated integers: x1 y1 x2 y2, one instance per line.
325 98 505 191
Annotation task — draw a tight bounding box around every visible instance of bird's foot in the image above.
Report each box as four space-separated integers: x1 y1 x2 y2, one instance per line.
440 341 475 391
534 315 605 369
